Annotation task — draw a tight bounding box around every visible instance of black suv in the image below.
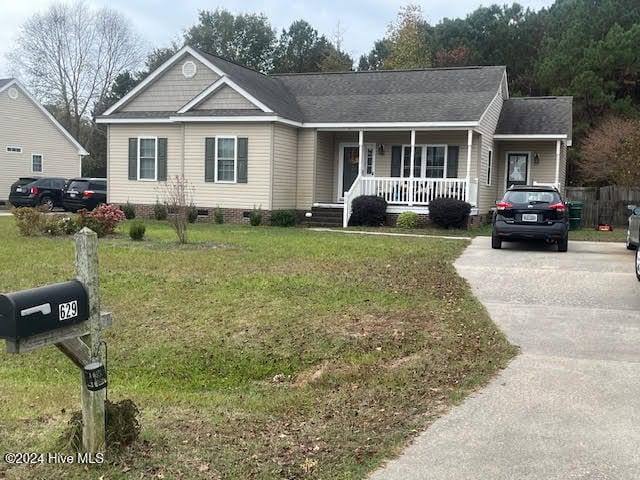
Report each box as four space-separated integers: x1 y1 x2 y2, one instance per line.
492 185 569 252
9 177 68 211
62 178 107 212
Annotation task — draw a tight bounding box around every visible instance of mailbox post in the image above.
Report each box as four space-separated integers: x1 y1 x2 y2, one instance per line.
0 227 110 454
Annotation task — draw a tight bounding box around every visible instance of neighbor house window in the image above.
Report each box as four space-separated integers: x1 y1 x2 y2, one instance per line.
486 150 493 185
138 137 157 180
216 137 237 182
6 146 21 153
32 154 42 173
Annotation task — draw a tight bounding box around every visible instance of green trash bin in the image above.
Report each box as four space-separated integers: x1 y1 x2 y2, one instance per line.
568 201 583 230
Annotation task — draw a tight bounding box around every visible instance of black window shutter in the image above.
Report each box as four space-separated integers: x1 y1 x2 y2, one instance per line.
237 137 248 183
205 137 215 182
157 138 167 181
128 138 137 180
391 145 402 177
447 146 459 178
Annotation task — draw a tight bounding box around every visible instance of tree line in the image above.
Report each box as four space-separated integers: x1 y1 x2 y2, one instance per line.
9 1 640 186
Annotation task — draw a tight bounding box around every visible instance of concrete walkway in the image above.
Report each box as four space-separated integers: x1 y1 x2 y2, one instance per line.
371 238 640 479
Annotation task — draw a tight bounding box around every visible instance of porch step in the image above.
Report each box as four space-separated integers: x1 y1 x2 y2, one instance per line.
305 207 344 228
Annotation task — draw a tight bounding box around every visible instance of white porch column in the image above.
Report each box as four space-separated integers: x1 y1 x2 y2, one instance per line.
409 129 416 206
358 130 364 176
466 129 473 202
555 140 561 187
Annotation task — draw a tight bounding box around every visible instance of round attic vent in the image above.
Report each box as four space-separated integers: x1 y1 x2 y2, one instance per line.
7 87 18 100
182 60 197 78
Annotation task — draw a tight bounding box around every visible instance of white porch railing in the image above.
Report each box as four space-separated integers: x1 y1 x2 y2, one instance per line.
343 177 477 228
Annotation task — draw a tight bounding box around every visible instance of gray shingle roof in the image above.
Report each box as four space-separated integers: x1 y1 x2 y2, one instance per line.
496 97 573 137
0 78 13 90
104 111 175 119
273 67 506 123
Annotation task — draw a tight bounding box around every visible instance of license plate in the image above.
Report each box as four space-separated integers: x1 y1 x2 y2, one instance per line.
70 193 76 198
16 187 23 193
522 213 538 222
59 300 78 321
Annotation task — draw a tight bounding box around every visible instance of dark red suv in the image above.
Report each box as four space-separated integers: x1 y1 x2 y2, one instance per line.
492 185 569 252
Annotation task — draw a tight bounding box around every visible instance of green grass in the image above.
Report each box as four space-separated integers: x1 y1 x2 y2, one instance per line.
0 218 516 479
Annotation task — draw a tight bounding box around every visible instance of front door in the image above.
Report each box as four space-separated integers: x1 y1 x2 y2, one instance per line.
507 153 528 188
342 146 360 195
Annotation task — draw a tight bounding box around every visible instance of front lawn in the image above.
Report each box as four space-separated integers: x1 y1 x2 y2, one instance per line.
0 218 516 479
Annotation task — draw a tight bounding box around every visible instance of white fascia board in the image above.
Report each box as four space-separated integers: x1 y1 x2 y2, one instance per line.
0 78 16 93
95 117 174 124
103 45 227 116
494 134 568 140
12 80 89 155
311 121 479 130
177 76 272 114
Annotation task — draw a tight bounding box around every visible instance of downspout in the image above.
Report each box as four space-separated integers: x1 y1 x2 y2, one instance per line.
555 140 561 188
466 129 473 202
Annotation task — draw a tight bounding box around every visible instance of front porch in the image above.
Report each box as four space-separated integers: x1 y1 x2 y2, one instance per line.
307 128 481 227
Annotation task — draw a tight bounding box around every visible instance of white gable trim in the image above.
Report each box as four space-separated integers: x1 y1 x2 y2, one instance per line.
2 79 89 156
177 76 272 113
494 134 567 140
103 45 227 116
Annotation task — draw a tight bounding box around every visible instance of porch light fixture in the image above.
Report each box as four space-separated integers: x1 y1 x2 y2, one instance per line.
533 153 540 164
83 362 108 391
377 144 385 155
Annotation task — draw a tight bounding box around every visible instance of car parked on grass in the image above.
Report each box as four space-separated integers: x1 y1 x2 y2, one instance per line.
8 177 68 211
492 185 569 252
62 178 107 212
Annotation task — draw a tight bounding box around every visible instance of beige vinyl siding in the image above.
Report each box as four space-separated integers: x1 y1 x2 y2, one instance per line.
196 85 259 110
475 85 505 212
315 132 334 203
272 124 298 209
121 55 219 112
107 124 183 204
0 86 81 201
296 129 316 209
184 123 272 209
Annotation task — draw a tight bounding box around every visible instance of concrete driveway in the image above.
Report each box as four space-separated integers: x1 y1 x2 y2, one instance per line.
371 238 640 479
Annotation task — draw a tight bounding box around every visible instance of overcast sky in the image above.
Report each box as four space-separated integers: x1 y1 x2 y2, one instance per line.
0 0 556 78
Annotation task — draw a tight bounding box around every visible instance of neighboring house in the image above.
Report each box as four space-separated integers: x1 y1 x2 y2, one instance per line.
0 79 88 203
96 46 572 226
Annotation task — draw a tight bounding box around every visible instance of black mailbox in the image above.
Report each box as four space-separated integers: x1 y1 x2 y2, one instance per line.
0 280 89 340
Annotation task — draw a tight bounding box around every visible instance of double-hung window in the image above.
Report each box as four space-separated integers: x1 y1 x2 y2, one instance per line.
32 154 43 173
216 137 237 182
401 145 446 178
138 138 157 180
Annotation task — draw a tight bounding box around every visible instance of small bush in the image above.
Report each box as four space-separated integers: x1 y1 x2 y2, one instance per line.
121 202 136 220
129 220 146 241
429 197 472 229
348 195 388 227
77 204 125 237
64 399 140 452
270 209 298 227
187 205 198 223
12 207 45 236
396 211 420 229
153 201 167 220
214 208 224 224
249 207 262 226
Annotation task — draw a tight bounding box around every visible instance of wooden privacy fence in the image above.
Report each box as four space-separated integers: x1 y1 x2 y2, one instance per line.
565 186 640 226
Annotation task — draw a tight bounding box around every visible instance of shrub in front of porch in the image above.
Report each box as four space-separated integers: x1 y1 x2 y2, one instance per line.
429 197 472 229
348 195 388 227
396 211 420 229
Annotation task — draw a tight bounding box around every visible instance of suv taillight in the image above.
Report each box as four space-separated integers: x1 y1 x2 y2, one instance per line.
30 187 39 195
497 201 513 210
82 190 95 198
549 202 566 212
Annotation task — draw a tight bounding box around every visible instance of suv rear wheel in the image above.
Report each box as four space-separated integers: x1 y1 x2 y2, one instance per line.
491 233 502 249
635 248 640 281
557 234 568 252
39 196 54 211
